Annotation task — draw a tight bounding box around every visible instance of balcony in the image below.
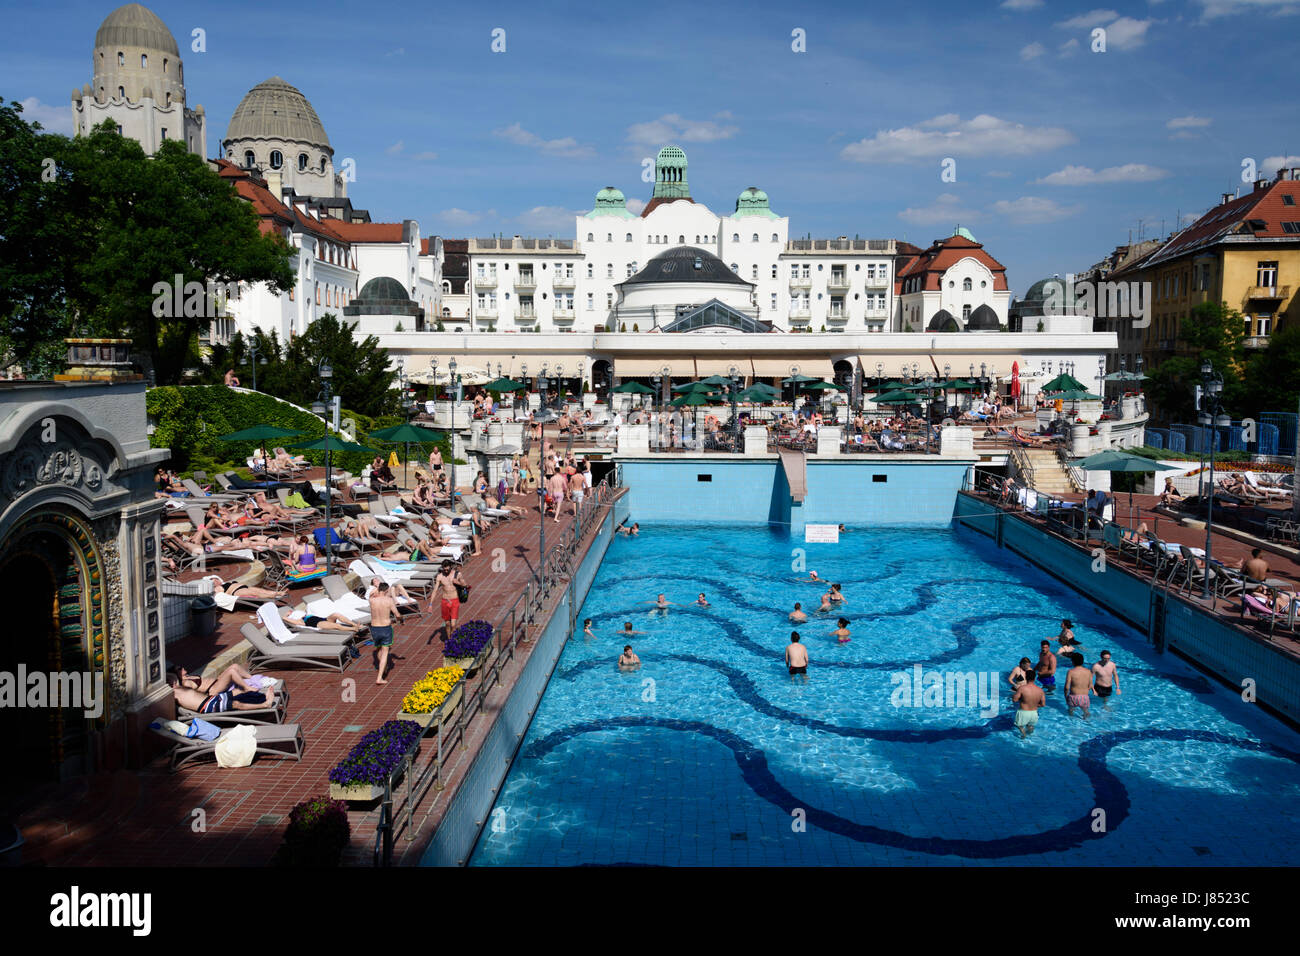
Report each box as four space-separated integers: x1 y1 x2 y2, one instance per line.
827 311 848 324
828 276 850 292
1244 335 1272 349
474 274 497 288
552 275 576 289
864 276 889 289
791 307 812 319
553 309 575 322
475 308 498 320
1245 285 1289 301
515 275 537 291
789 276 812 289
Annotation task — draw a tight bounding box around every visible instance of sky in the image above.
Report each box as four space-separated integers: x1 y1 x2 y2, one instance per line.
5 0 1300 298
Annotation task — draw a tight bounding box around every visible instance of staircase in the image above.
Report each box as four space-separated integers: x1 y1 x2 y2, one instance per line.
1010 447 1077 496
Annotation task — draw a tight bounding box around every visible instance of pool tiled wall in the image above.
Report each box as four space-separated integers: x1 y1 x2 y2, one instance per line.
618 458 973 529
955 493 1300 724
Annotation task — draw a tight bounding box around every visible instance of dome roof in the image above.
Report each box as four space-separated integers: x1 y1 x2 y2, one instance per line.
357 276 410 301
589 185 634 219
740 186 768 202
596 186 624 202
952 226 977 242
927 309 959 332
967 304 1000 330
343 276 422 318
1024 276 1069 302
95 3 179 55
225 77 330 149
623 246 750 287
656 145 687 166
734 185 777 219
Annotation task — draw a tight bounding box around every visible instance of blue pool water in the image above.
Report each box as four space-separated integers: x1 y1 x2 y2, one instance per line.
469 523 1300 865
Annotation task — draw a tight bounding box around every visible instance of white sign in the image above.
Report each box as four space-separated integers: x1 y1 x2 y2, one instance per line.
804 524 839 543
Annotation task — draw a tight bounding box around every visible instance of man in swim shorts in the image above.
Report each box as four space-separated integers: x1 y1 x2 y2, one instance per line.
434 560 466 639
369 583 397 685
1091 650 1121 706
785 631 809 679
1064 652 1092 719
167 672 273 714
1037 640 1057 694
1012 669 1044 738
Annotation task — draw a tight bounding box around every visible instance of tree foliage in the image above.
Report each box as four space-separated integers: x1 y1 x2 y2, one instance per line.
1145 301 1248 423
0 100 293 382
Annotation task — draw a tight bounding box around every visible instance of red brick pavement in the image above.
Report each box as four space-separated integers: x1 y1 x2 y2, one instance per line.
16 471 620 867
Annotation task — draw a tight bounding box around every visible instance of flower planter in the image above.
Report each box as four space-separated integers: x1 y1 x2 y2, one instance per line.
397 681 463 730
328 781 385 802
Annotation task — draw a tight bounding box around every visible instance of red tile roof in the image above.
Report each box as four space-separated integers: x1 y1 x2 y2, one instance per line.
326 221 407 243
1142 178 1300 268
894 234 1008 291
640 196 695 217
213 159 350 247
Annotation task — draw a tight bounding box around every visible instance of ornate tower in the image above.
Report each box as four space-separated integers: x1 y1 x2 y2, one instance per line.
652 145 690 200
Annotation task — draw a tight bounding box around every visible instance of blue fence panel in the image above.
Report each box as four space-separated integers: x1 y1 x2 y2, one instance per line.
1171 424 1203 453
1260 412 1296 457
1165 429 1186 453
1259 422 1280 457
1226 422 1247 453
1146 428 1166 449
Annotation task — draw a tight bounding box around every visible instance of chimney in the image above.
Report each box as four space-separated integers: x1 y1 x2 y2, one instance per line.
1255 177 1267 191
1290 168 1300 181
1278 168 1289 182
1221 192 1233 205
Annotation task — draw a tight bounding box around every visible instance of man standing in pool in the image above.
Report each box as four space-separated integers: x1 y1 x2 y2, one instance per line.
785 631 809 679
789 602 807 623
1092 650 1121 707
1012 669 1044 738
1064 653 1093 719
1036 640 1058 695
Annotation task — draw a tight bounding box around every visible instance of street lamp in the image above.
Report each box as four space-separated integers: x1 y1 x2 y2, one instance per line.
728 363 740 444
449 357 458 508
430 357 439 400
311 360 335 574
1198 360 1230 599
248 341 268 392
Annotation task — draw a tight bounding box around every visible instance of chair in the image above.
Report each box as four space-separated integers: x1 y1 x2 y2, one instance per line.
257 602 362 646
149 719 304 771
241 622 353 672
313 526 358 559
177 685 289 725
1178 545 1215 595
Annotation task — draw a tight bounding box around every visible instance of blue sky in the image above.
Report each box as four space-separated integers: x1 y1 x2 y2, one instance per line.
6 0 1299 297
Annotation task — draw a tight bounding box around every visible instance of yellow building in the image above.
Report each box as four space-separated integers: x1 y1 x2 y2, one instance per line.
1108 169 1300 370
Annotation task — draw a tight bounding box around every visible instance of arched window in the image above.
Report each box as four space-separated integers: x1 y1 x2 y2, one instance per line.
165 92 170 105
732 233 739 242
244 150 255 167
730 263 739 272
163 58 168 73
320 157 326 172
118 86 125 99
117 51 124 66
772 233 779 242
607 233 612 242
751 265 758 279
962 277 972 291
298 153 308 171
269 150 283 169
141 54 148 68
626 233 632 242
752 233 759 242
226 148 233 158
678 235 684 243
587 233 593 241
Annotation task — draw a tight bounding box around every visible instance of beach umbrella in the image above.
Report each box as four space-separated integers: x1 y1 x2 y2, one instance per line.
781 374 821 385
611 381 655 394
370 422 448 489
1041 373 1087 393
1071 449 1179 527
737 385 775 403
672 380 711 393
484 376 526 393
698 374 735 387
1102 370 1148 382
803 379 844 391
219 424 304 466
872 390 916 404
1054 389 1103 401
289 435 378 455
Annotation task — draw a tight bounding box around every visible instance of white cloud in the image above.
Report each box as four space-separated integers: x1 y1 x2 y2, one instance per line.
1056 8 1119 28
625 113 740 148
626 198 646 215
1195 0 1300 19
898 193 980 225
1034 163 1168 185
1020 41 1047 60
1105 17 1154 49
1262 155 1300 174
1002 0 1045 9
385 141 404 155
514 206 586 233
493 123 595 159
1167 115 1212 129
412 151 438 161
438 208 486 227
1059 38 1081 55
991 196 1082 224
842 114 1074 163
19 97 73 134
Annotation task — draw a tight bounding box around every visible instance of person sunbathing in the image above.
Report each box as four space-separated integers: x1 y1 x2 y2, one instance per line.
202 573 285 603
283 608 361 632
167 666 274 714
170 663 271 696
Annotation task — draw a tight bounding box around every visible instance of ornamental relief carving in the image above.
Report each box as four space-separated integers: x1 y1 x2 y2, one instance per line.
2 440 107 500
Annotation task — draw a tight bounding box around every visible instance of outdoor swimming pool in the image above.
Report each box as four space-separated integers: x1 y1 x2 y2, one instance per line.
468 523 1300 865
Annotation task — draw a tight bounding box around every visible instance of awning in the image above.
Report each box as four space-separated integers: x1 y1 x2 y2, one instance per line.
750 358 834 379
616 357 697 377
420 354 589 378
694 357 748 377
856 354 1024 378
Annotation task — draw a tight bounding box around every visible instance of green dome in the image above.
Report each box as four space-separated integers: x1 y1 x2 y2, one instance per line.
734 185 777 219
656 145 687 167
952 226 977 242
589 185 634 219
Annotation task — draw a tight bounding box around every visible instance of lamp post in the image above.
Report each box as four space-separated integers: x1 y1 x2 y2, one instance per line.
311 360 335 575
248 341 267 392
728 363 740 445
556 363 565 413
449 357 458 508
789 364 800 415
1198 360 1230 599
520 362 528 420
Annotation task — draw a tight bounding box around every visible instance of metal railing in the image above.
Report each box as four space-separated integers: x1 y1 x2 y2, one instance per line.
371 469 620 864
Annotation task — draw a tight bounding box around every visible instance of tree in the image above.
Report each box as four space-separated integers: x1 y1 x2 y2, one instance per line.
1243 323 1300 418
0 102 294 382
1145 301 1247 423
251 314 397 418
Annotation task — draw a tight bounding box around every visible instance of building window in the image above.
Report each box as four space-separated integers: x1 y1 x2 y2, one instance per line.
586 263 593 279
731 263 739 272
607 233 613 242
270 150 283 169
315 284 320 305
752 264 758 280
963 304 972 320
752 233 759 242
606 293 613 308
606 263 614 278
117 51 124 66
771 293 778 309
587 232 593 241
771 265 778 279
163 58 168 73
160 128 167 140
732 233 739 242
1258 261 1279 287
298 153 308 171
772 233 779 242
587 293 594 310
118 86 125 99
141 54 148 68
962 278 972 291
627 262 636 278
626 233 633 242
320 157 326 172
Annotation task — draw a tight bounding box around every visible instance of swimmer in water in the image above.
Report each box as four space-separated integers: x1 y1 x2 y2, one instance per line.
817 591 833 613
789 602 807 623
831 618 851 644
643 593 675 611
582 618 594 638
800 570 821 584
828 583 845 604
696 592 710 607
618 645 641 671
622 622 646 636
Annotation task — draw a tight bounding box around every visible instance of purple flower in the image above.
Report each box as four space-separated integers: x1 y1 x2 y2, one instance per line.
443 619 493 659
329 719 423 786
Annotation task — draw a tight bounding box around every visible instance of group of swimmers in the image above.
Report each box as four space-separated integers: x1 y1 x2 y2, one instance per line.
1008 619 1122 737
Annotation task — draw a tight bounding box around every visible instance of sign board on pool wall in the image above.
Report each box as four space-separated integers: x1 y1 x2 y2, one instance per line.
805 524 839 544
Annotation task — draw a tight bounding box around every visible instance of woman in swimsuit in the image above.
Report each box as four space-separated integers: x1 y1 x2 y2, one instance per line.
291 534 317 570
203 574 285 602
831 618 851 644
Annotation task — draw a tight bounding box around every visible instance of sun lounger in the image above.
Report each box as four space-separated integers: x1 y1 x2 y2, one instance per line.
257 602 362 645
241 622 353 672
177 685 290 725
149 719 304 771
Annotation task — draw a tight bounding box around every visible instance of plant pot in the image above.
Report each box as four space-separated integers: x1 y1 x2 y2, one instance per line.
328 782 385 802
397 682 463 730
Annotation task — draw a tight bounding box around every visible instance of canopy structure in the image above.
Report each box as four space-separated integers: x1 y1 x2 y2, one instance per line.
611 381 656 394
1041 373 1088 393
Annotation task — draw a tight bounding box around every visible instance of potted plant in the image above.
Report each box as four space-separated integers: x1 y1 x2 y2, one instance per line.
398 664 466 728
328 719 423 801
443 620 493 673
273 795 350 867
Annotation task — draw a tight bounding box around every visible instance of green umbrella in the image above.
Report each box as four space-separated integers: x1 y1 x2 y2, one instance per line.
944 379 978 390
370 422 449 489
1041 373 1087 393
745 381 779 394
737 386 775 403
698 374 736 387
1102 371 1148 382
289 435 378 455
803 380 844 391
611 381 656 394
670 391 712 407
484 376 526 393
1070 449 1179 527
219 424 305 466
781 374 821 384
1054 389 1103 401
873 390 917 404
876 380 908 390
672 381 710 393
